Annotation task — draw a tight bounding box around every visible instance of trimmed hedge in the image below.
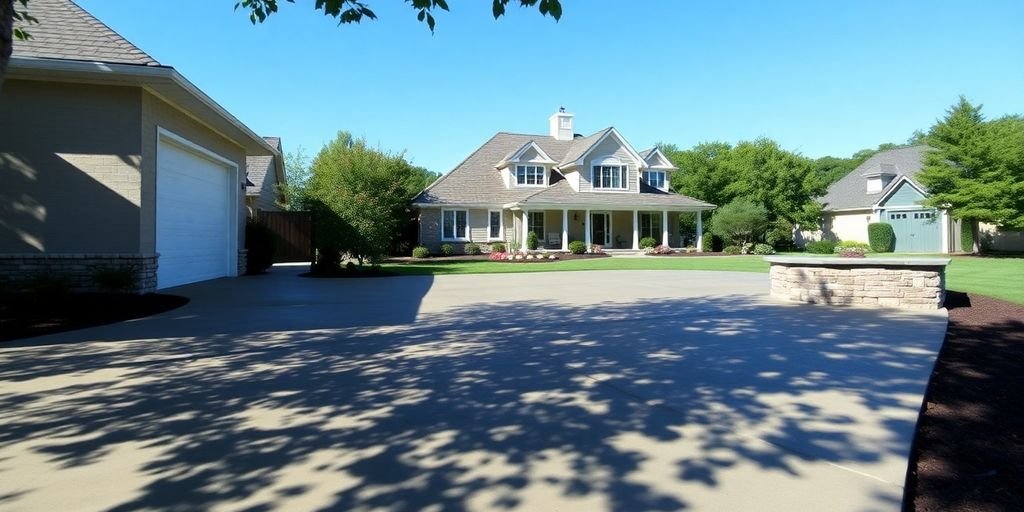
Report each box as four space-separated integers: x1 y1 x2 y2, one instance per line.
868 222 895 253
490 242 506 253
702 233 713 252
960 221 974 253
568 240 587 254
753 243 775 255
723 245 741 255
639 237 658 249
245 221 277 274
440 243 455 256
805 239 837 254
464 243 482 255
411 246 430 258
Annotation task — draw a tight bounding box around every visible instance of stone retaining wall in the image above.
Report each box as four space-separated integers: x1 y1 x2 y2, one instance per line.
767 258 948 310
0 253 159 294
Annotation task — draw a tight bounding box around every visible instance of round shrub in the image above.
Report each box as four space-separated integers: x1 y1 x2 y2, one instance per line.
464 243 482 255
245 221 277 274
411 246 430 258
702 233 714 252
723 245 741 255
868 223 895 253
805 239 837 254
526 231 539 251
639 237 658 249
490 242 506 253
568 240 587 254
440 243 455 256
753 243 775 255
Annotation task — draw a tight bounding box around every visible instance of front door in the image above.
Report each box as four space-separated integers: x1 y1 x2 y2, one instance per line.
591 212 611 246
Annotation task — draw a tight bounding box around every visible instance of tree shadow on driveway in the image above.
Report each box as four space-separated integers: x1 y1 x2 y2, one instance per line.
0 293 945 511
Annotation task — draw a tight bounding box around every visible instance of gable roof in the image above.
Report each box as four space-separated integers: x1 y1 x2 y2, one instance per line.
246 137 284 197
15 0 160 66
8 0 277 157
820 145 930 211
499 140 556 167
639 147 677 169
413 130 713 209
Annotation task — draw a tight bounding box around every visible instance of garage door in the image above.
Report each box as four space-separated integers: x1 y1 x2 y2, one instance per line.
887 210 940 253
156 136 235 289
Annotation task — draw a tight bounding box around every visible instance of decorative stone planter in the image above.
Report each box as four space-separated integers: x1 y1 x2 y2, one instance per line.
764 256 951 310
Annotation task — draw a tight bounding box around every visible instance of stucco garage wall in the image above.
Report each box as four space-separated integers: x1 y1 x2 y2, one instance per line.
0 80 143 253
980 222 1024 252
140 91 247 255
824 211 873 243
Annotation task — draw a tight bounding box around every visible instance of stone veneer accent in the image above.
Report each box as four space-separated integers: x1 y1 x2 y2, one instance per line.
765 256 951 310
0 253 159 294
238 249 249 276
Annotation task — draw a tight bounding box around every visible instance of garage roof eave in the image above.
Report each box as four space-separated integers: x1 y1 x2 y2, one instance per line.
7 57 277 157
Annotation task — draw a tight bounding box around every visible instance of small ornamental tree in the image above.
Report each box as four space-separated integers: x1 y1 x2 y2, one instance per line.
868 222 895 253
307 132 420 267
710 198 769 246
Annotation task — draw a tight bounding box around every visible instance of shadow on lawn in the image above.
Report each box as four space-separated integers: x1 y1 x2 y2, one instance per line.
0 294 941 510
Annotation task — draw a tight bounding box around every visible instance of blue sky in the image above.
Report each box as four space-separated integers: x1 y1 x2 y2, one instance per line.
78 0 1024 173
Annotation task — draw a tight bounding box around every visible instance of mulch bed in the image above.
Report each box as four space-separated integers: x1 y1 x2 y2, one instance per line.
0 293 189 343
905 291 1024 511
388 253 611 263
649 251 728 257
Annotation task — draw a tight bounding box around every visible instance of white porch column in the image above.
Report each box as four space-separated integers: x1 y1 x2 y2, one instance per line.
662 210 669 247
632 209 639 250
584 209 592 251
696 210 704 252
561 208 569 251
521 209 530 253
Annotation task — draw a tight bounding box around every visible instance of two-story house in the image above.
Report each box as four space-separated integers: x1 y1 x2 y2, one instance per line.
412 109 715 253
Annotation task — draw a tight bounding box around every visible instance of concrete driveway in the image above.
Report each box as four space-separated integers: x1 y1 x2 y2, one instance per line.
0 266 947 511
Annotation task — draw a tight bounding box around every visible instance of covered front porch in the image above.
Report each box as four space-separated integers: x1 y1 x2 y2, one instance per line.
507 207 707 252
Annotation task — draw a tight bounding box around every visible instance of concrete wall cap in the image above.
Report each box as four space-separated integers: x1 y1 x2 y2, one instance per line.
763 256 951 267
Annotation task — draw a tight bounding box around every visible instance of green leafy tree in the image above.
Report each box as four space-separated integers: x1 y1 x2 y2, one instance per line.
277 146 312 211
236 0 562 32
710 198 769 245
307 131 420 267
1 0 562 91
918 97 1024 251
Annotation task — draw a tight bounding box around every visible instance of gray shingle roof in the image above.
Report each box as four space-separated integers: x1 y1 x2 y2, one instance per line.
519 181 714 209
638 148 654 160
14 0 160 66
413 130 714 209
821 146 930 211
246 137 282 196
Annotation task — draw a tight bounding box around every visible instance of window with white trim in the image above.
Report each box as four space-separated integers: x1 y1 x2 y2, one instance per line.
593 165 627 190
643 170 666 190
515 165 545 186
528 211 545 240
488 210 503 240
640 212 662 240
441 209 468 241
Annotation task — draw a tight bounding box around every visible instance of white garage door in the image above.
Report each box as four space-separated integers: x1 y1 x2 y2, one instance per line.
156 136 236 289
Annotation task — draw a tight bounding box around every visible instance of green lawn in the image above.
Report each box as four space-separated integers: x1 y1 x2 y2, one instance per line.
383 254 1024 305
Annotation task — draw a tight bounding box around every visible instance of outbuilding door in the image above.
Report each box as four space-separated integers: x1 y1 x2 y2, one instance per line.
887 210 940 253
156 134 236 289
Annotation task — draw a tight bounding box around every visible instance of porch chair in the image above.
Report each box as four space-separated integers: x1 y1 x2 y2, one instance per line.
546 233 561 249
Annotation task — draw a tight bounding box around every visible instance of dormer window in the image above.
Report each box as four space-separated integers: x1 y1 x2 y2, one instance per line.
643 170 666 190
593 164 627 190
515 165 546 186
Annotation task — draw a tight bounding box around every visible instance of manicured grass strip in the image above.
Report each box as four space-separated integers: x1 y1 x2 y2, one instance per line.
383 255 1024 305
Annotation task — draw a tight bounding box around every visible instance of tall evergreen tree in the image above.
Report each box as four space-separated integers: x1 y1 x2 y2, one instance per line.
918 96 1024 251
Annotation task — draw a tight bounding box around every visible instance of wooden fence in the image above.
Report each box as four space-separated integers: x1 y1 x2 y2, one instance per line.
257 211 312 263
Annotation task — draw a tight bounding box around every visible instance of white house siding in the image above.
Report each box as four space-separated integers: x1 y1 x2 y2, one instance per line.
579 136 639 194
